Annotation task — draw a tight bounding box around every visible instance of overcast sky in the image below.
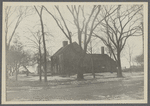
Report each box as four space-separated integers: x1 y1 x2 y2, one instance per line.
3 2 147 68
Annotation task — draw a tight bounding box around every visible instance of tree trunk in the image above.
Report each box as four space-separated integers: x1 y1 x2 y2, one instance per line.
141 22 144 54
77 53 85 80
23 65 29 76
40 14 47 82
117 53 123 77
69 38 72 44
51 57 53 76
12 67 15 76
39 44 42 81
117 65 122 77
6 66 9 80
91 57 95 78
77 61 84 80
6 48 9 80
15 66 18 81
35 6 47 82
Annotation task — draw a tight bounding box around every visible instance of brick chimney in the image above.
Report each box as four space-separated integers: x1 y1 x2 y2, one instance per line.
63 41 68 47
101 46 104 54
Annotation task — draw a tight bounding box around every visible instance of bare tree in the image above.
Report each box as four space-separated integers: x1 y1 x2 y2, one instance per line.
43 6 73 44
94 5 143 77
34 6 47 82
7 39 30 80
64 5 100 79
21 51 32 76
5 6 32 51
41 5 118 80
67 5 119 80
25 29 42 81
5 6 33 79
87 38 98 78
137 11 144 53
124 42 136 69
87 38 100 54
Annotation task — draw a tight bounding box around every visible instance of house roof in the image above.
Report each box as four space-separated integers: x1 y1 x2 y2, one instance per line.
85 54 116 62
52 42 115 63
52 42 83 57
86 54 109 59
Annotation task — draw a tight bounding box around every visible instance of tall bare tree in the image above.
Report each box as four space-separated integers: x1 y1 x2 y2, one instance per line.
25 29 42 81
43 6 73 44
34 6 47 82
5 6 33 79
94 5 143 77
42 5 118 80
67 5 119 80
87 38 99 78
64 5 100 79
137 11 144 53
5 6 32 51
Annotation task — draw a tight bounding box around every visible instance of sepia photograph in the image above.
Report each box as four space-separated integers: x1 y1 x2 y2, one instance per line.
1 2 148 104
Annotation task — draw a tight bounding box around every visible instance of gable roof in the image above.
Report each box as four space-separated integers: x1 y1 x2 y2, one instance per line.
85 53 116 63
52 42 116 63
52 42 83 57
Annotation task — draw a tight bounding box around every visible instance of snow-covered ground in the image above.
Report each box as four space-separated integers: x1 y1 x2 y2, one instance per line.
9 71 144 83
6 71 144 101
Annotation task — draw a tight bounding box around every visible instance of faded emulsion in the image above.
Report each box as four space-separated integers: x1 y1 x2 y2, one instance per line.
2 2 147 104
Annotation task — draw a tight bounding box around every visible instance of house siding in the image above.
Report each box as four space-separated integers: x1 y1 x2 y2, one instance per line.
51 42 117 75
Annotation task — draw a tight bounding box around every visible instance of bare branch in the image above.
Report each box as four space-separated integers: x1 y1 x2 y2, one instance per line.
43 6 71 42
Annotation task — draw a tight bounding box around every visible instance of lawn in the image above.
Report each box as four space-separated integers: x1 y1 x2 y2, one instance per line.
6 71 144 101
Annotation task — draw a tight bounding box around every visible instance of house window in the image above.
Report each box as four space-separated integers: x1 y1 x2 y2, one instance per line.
58 54 63 72
59 54 63 63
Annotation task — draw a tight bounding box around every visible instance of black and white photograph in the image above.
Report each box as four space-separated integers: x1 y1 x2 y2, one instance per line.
2 2 148 104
